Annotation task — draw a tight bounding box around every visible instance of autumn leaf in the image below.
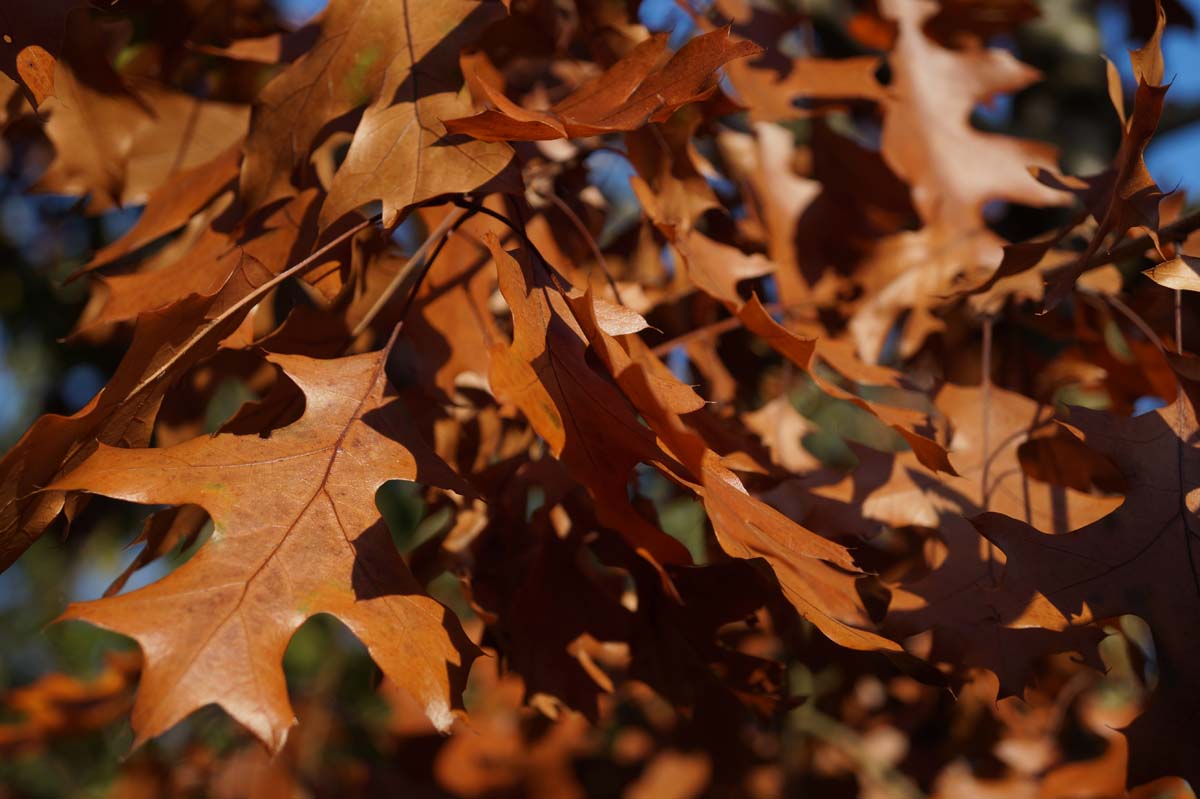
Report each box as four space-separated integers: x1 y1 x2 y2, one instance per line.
1 0 1198 791
77 191 320 334
104 504 209 598
49 351 479 751
444 28 762 142
829 0 1074 357
733 295 954 475
876 0 1068 232
485 233 692 566
973 0 1170 307
465 493 632 720
803 383 1122 691
81 144 241 273
36 13 249 213
0 187 367 576
701 0 888 125
0 652 139 751
715 121 823 305
0 0 80 107
565 288 906 654
971 396 1200 785
632 146 953 472
1144 254 1200 292
239 0 513 227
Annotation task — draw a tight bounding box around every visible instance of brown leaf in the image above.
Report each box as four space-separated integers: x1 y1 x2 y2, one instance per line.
239 0 513 227
36 15 248 213
467 503 632 719
925 0 1040 42
105 504 209 598
318 2 515 228
0 0 80 107
700 461 904 653
806 384 1122 691
1023 0 1169 308
83 144 241 272
972 396 1200 785
444 28 762 142
77 191 320 334
669 226 775 307
877 0 1068 233
0 652 140 752
565 288 905 654
715 122 822 305
50 352 479 751
738 295 954 475
396 207 506 399
826 0 1072 345
625 109 720 234
728 54 884 123
710 3 883 122
743 395 820 473
1143 255 1200 292
849 225 1001 361
485 234 692 565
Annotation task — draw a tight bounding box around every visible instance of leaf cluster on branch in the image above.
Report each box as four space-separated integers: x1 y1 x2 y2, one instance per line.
2 0 1200 795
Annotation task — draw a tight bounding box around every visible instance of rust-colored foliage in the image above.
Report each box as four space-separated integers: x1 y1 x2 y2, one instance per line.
3 0 1200 795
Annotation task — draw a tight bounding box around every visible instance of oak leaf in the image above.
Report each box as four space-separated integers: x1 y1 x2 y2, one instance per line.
78 191 320 334
877 0 1067 233
971 397 1200 785
485 234 692 565
710 2 883 122
716 122 823 305
974 0 1170 306
802 383 1121 691
36 14 248 213
736 296 955 475
49 351 479 751
318 2 515 228
467 497 632 720
82 144 241 273
394 207 506 400
0 0 80 107
239 0 513 227
565 288 906 654
832 0 1072 357
444 28 761 142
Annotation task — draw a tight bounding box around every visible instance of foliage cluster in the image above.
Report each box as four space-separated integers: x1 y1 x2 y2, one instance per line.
2 0 1200 796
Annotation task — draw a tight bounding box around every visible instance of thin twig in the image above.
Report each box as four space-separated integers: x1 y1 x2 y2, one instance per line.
1093 292 1168 353
1169 287 1200 598
380 220 461 351
126 213 381 402
451 196 571 288
980 314 997 585
351 207 469 339
544 191 623 304
1176 288 1184 355
980 315 993 505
